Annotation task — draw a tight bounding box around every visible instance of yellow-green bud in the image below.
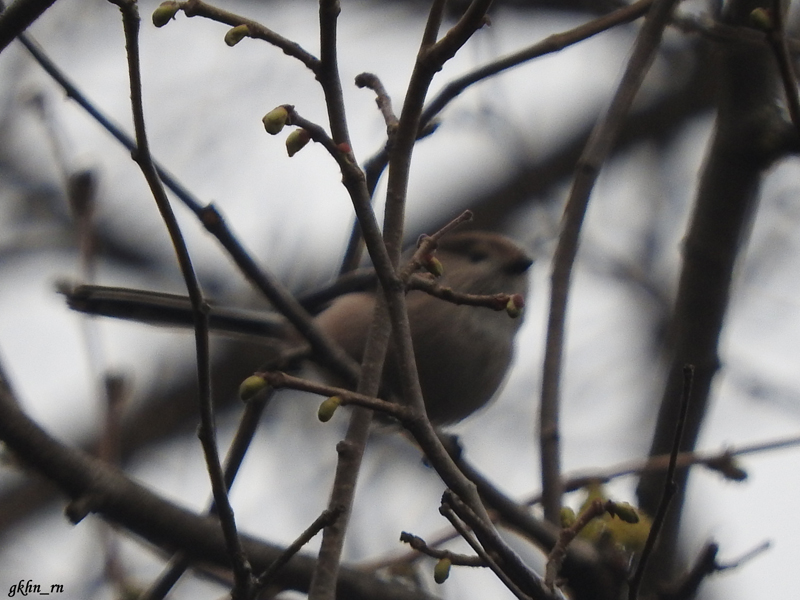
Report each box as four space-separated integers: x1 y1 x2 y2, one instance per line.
506 293 524 318
610 501 640 524
433 557 451 584
239 375 268 401
749 7 772 30
262 106 289 135
224 24 250 47
286 128 312 157
606 508 652 555
560 506 576 528
318 396 341 422
424 255 444 277
152 1 180 27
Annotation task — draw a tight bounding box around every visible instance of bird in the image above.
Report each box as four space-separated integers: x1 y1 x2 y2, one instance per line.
312 231 532 424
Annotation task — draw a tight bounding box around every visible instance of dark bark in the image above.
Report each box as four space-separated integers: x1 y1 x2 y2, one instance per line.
636 0 799 589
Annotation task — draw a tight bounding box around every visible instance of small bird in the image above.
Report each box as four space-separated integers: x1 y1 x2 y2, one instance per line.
313 231 532 424
62 231 532 424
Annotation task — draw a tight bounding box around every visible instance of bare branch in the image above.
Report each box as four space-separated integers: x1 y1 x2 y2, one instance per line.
629 365 693 600
0 0 56 52
0 366 437 600
439 503 535 600
178 0 320 73
106 0 252 595
540 0 683 525
399 531 485 566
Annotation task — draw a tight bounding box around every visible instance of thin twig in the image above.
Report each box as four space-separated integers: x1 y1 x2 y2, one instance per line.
178 0 320 73
439 503 534 600
420 0 655 127
107 0 251 595
0 362 438 600
361 430 798 578
657 542 718 600
363 0 655 196
539 0 683 525
351 7 562 598
628 365 694 600
715 540 770 571
399 531 485 566
355 72 399 131
442 491 552 600
343 71 399 272
397 209 474 280
374 0 501 531
318 0 351 146
407 274 515 310
15 24 360 387
141 392 273 600
253 507 344 593
306 1 376 595
0 0 56 52
253 370 408 420
285 108 355 169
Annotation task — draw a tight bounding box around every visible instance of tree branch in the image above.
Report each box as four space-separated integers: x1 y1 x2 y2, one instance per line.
0 365 437 600
636 0 800 585
540 0 682 525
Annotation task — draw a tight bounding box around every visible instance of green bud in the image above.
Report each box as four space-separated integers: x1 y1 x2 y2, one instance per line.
424 255 444 277
262 106 289 135
506 293 524 318
749 7 772 30
560 506 576 528
318 396 341 422
286 128 312 157
152 1 180 28
433 557 451 584
224 24 250 47
609 501 640 524
239 375 268 401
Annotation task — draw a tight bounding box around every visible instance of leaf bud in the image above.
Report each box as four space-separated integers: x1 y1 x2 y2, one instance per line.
433 557 451 584
506 293 525 318
749 7 773 30
152 1 180 27
423 255 444 277
239 375 268 401
286 128 312 157
609 501 640 524
318 396 342 422
224 24 250 47
560 506 576 528
262 106 289 135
